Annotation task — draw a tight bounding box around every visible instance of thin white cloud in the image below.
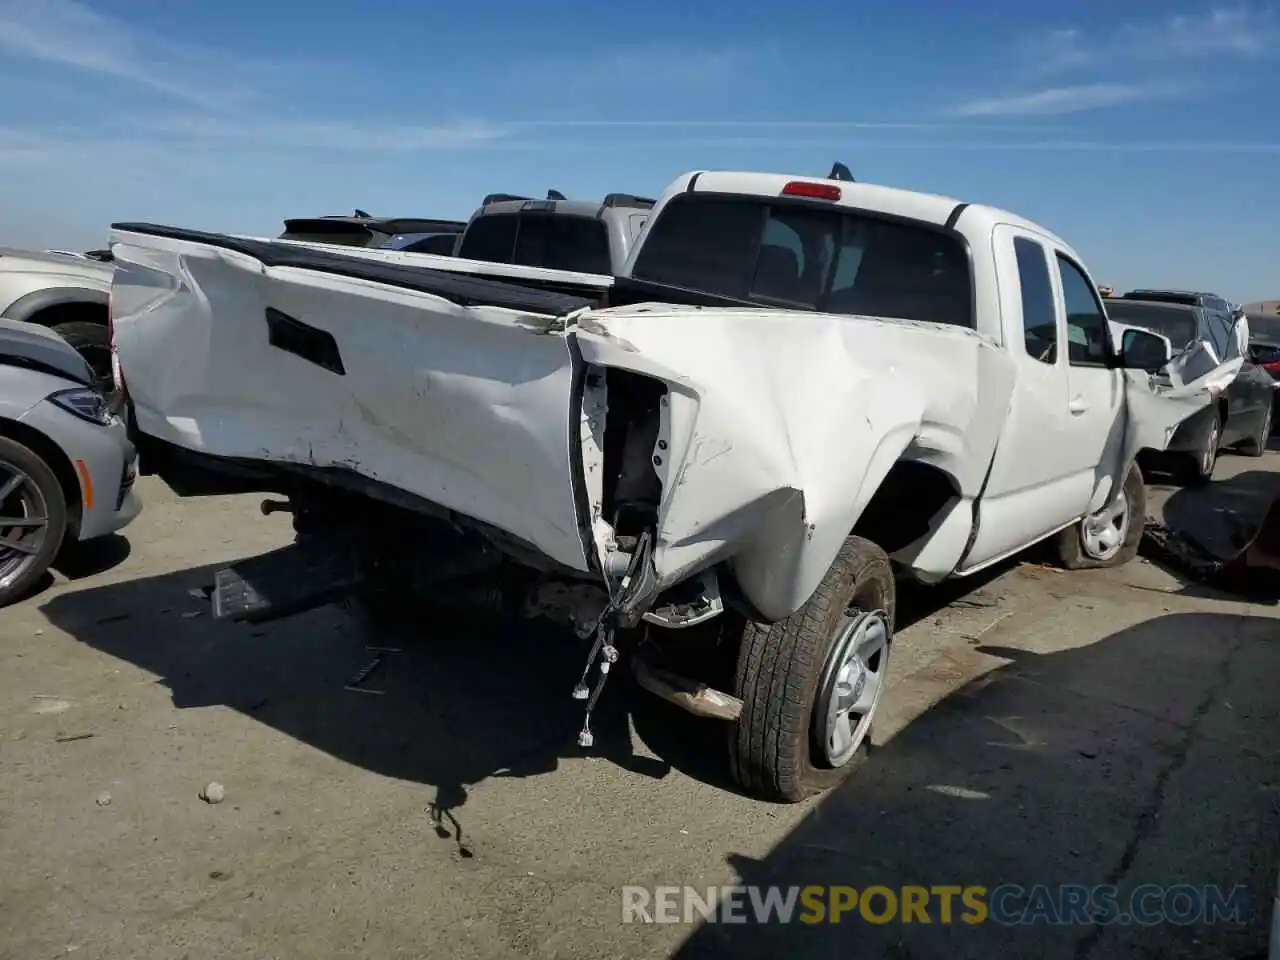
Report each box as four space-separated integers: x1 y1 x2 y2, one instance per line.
501 119 1073 132
0 126 56 163
954 8 1275 117
952 82 1179 117
138 115 508 152
9 124 1280 163
0 1 503 149
101 115 1076 155
0 0 254 108
1029 6 1280 72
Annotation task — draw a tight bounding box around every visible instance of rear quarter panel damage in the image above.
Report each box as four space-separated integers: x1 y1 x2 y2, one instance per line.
572 306 1015 621
110 233 594 573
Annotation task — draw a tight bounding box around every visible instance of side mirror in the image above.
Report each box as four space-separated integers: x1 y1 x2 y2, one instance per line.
1120 328 1172 371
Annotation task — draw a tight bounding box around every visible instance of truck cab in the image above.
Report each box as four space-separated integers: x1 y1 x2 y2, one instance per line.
597 170 1235 575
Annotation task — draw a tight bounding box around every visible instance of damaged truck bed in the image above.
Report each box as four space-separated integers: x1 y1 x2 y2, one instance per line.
108 168 1236 802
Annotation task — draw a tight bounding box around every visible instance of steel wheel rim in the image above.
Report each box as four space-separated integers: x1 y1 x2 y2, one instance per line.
1082 484 1130 561
0 460 49 589
812 609 890 768
1203 420 1220 476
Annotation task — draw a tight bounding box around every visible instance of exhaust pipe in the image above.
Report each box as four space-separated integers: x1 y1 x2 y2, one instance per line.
631 650 742 722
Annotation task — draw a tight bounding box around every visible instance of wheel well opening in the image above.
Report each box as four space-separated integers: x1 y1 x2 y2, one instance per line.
600 368 666 546
0 419 83 535
851 460 959 555
27 301 108 329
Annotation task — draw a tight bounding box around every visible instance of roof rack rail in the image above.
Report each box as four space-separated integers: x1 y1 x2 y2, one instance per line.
547 189 567 201
482 193 532 205
828 162 855 182
602 193 656 209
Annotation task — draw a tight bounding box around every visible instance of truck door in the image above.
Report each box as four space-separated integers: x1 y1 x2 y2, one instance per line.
1048 249 1129 516
959 227 1098 571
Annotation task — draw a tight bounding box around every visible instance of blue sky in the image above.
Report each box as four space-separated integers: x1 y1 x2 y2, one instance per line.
1 0 1277 300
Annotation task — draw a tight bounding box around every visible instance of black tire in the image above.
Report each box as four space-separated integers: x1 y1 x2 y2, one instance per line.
0 436 68 608
1240 403 1273 457
1183 409 1222 487
728 535 895 803
1056 459 1147 570
50 320 111 389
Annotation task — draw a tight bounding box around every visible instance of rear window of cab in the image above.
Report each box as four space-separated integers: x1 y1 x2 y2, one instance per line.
629 193 974 328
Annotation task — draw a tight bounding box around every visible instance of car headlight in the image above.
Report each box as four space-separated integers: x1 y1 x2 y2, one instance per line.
47 387 113 426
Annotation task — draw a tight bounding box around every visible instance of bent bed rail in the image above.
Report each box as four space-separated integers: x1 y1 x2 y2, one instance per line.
110 222 599 317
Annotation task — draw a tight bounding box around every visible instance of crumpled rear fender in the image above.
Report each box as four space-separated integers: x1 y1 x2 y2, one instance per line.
1122 351 1246 466
571 309 995 622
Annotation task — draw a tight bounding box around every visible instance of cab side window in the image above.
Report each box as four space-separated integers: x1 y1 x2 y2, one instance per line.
1055 255 1111 365
1014 237 1058 364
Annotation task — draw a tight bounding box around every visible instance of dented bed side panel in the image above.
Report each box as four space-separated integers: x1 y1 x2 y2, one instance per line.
110 231 594 573
111 228 1017 623
573 306 1015 621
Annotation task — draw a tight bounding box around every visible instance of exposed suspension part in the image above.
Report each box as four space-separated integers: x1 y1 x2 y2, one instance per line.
571 527 656 748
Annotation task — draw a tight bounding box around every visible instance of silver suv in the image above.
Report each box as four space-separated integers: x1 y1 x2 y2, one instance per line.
454 191 654 276
0 247 113 387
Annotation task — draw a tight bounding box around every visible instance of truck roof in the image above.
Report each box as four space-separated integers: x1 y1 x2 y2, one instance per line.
1125 288 1217 297
474 193 655 218
281 216 466 235
1104 296 1200 313
669 170 1071 248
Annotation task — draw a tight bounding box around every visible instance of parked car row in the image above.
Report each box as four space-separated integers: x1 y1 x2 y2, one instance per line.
0 316 141 606
274 189 655 278
0 246 114 387
1103 291 1277 484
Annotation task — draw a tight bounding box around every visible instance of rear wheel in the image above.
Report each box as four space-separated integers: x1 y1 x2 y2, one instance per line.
728 535 895 803
1240 403 1273 457
51 321 111 392
1184 410 1222 486
1056 460 1146 570
0 436 68 607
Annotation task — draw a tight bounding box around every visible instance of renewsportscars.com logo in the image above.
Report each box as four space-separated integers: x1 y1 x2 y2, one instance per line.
621 884 1252 926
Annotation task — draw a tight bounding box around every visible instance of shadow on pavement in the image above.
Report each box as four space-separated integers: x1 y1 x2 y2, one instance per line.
37 547 1024 831
629 558 1024 798
1142 467 1280 605
674 611 1280 960
1160 468 1278 559
7 534 133 607
53 532 132 580
38 563 677 853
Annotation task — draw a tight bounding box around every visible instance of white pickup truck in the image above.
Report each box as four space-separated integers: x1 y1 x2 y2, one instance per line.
107 169 1238 802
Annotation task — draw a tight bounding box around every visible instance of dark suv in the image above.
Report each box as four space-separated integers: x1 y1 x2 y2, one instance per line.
1105 296 1274 482
278 214 466 255
1120 289 1235 314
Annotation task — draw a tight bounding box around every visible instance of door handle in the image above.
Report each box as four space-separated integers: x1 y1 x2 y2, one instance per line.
1068 395 1090 415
